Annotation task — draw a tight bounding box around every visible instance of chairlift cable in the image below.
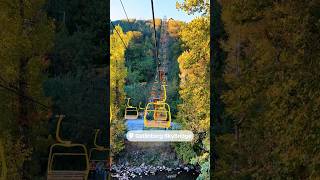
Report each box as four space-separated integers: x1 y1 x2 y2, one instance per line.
110 20 129 49
0 83 49 109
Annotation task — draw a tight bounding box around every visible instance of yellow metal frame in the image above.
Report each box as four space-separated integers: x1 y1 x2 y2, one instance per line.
89 129 109 171
110 107 112 121
125 98 138 119
0 139 7 180
138 102 145 111
47 115 89 180
144 102 171 128
144 85 171 128
159 85 167 103
138 102 145 117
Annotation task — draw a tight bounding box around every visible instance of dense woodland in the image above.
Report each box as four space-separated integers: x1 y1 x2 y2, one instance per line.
0 0 108 178
0 0 319 179
214 0 320 179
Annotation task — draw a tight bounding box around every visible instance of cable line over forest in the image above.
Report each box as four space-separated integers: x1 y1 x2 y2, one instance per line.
110 21 128 49
110 0 172 129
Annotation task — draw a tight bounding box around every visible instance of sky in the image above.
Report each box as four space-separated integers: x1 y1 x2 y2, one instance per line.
110 0 200 22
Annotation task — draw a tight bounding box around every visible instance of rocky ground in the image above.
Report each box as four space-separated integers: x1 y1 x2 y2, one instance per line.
111 141 199 179
110 163 197 179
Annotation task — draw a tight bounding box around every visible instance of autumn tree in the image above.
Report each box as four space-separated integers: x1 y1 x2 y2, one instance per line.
175 0 210 179
110 25 133 156
0 0 54 178
219 0 320 178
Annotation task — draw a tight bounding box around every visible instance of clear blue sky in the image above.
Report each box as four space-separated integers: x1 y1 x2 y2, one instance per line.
111 0 200 22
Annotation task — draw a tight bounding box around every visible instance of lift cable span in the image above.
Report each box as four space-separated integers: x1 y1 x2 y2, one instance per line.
119 0 130 23
150 0 161 83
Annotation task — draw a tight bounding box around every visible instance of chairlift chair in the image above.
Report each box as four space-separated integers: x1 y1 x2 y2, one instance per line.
144 102 171 128
124 98 139 120
89 129 109 171
47 115 89 180
144 85 171 128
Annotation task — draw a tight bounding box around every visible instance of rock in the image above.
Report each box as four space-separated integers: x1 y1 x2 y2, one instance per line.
111 173 120 178
167 174 177 179
130 173 136 178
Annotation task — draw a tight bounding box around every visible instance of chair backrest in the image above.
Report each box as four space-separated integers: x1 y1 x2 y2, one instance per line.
47 115 89 180
89 130 109 171
144 102 171 128
47 143 89 180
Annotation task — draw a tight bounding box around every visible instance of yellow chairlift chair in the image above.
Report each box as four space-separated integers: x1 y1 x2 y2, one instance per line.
153 85 169 121
124 98 139 120
89 129 109 171
144 85 171 128
0 139 7 180
47 115 89 180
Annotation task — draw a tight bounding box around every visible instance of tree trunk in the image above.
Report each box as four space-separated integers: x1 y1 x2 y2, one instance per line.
18 58 29 127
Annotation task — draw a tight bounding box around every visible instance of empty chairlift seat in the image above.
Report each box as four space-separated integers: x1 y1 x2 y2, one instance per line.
47 115 89 180
89 129 109 171
144 85 171 128
144 102 171 128
125 98 139 120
